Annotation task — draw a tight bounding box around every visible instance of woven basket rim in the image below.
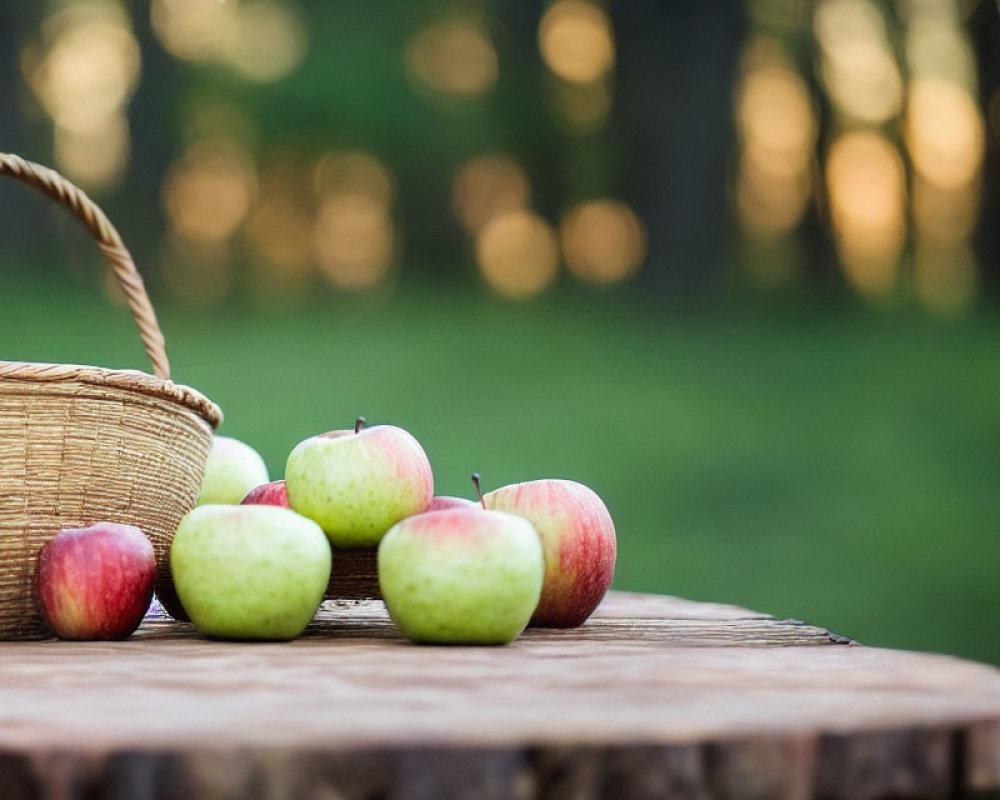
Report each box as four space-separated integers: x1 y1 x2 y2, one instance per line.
0 360 222 428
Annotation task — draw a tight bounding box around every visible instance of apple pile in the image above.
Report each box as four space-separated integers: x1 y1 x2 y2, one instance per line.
32 418 617 646
170 419 617 645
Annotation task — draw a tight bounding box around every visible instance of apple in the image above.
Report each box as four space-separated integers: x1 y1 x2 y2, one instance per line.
484 479 616 628
285 417 434 547
241 479 290 507
378 506 544 644
423 495 479 512
170 505 331 640
197 435 270 506
35 523 156 640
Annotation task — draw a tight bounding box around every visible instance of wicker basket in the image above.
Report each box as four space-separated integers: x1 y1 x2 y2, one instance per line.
0 153 222 638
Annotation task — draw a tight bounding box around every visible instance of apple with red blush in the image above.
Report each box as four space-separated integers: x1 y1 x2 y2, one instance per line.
241 480 290 507
378 475 543 644
34 522 157 640
423 495 479 512
483 478 616 628
285 417 434 547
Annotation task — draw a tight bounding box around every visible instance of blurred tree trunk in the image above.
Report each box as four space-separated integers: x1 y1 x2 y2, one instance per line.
611 0 745 297
0 3 49 269
971 1 1000 294
115 5 180 288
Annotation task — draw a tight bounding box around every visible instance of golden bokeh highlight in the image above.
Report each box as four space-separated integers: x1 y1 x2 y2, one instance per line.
405 20 497 98
814 0 902 125
905 78 984 190
223 1 307 83
737 64 816 178
475 211 560 299
736 153 812 238
452 155 531 234
825 131 906 297
151 0 306 82
312 150 396 291
897 2 982 316
313 195 394 290
150 0 236 62
539 0 615 85
820 40 903 124
21 2 139 191
314 151 396 207
905 17 975 87
163 139 257 244
733 39 817 239
25 13 140 132
913 241 978 318
560 200 646 284
53 114 131 193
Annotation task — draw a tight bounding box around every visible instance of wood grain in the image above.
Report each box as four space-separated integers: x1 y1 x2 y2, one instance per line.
0 592 998 799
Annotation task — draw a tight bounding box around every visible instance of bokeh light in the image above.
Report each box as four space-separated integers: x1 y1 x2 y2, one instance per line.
21 2 139 191
162 139 257 244
560 199 646 284
405 20 498 99
737 61 816 179
734 39 817 240
223 0 307 83
452 155 531 234
310 150 396 291
815 0 903 125
736 153 813 238
825 131 906 297
905 17 976 87
150 0 237 63
152 0 306 83
313 195 394 290
53 113 131 193
314 151 396 207
905 78 984 190
475 210 560 299
539 0 615 85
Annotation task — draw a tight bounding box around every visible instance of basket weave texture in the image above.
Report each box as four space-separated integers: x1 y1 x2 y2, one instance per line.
0 153 221 638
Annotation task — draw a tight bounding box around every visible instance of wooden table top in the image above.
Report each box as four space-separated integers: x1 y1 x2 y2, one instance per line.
1 591 999 799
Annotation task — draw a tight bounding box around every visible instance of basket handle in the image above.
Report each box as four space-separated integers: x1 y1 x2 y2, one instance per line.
0 152 170 380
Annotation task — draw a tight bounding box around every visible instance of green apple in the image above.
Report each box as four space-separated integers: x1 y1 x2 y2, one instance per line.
378 507 544 644
197 435 270 505
170 504 331 640
484 478 617 628
285 418 434 547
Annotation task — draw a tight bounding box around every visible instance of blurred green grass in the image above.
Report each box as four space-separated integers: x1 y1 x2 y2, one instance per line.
4 273 999 663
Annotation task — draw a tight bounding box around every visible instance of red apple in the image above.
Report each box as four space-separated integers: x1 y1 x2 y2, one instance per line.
483 479 616 628
35 523 156 640
241 479 290 507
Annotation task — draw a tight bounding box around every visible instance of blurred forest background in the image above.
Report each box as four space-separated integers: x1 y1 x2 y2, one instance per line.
1 0 999 663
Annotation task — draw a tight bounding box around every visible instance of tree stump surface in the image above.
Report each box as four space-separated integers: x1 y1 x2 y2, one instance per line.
1 591 999 799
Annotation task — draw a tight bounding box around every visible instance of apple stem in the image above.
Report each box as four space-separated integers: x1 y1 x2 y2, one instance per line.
355 416 366 434
472 473 485 510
